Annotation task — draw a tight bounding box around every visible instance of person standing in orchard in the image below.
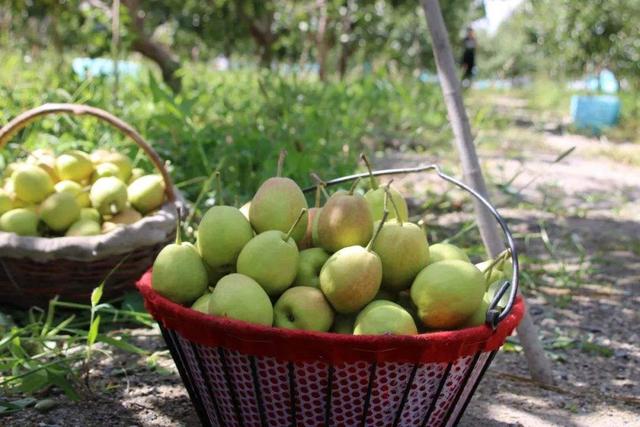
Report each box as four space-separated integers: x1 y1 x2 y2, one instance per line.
460 27 477 86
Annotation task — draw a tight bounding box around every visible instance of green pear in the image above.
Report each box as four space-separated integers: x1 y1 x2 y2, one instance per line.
410 259 485 329
152 234 208 305
298 184 324 250
316 191 373 253
319 245 382 314
80 208 101 223
11 165 54 203
294 248 329 288
274 286 334 331
361 154 409 222
365 187 408 223
128 175 166 214
372 219 429 292
191 292 213 314
129 167 146 184
485 279 510 309
56 150 94 182
197 205 254 270
428 243 470 264
249 177 308 242
0 190 12 215
91 162 120 183
0 208 39 236
90 177 127 215
54 180 91 208
91 150 132 182
462 298 490 328
249 152 308 242
332 314 356 334
65 218 101 236
40 192 80 232
55 179 83 196
208 273 273 326
476 259 507 290
236 229 300 296
354 300 417 335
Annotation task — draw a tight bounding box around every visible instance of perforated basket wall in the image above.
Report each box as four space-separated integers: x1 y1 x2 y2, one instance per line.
137 271 524 427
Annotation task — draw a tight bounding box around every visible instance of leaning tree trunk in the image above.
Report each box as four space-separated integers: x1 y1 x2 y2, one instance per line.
419 0 555 385
122 0 182 93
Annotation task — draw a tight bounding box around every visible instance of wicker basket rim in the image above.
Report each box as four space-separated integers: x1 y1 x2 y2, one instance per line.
0 198 185 262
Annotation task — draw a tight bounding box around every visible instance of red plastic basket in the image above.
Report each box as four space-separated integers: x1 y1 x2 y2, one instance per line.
137 165 526 427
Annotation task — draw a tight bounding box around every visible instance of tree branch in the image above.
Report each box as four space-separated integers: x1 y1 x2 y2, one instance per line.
121 0 182 93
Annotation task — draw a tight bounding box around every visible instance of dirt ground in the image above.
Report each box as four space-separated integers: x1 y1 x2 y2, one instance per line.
4 95 640 426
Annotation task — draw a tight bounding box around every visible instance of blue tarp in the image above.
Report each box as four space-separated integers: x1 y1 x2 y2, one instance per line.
72 58 141 79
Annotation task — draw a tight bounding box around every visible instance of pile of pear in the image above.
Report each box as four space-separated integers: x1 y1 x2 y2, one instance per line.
0 148 166 237
152 156 513 336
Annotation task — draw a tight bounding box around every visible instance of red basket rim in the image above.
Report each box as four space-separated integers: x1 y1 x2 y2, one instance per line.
137 270 524 364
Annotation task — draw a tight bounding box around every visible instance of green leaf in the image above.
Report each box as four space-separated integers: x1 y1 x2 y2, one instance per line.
87 315 101 346
47 370 80 400
90 283 104 308
16 369 49 394
580 341 614 358
0 397 37 415
121 291 146 313
97 335 147 355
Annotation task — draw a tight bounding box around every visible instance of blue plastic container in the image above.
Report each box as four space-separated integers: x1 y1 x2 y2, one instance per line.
570 95 620 133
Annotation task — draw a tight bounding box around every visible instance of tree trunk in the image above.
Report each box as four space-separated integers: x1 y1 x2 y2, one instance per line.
419 0 555 385
338 0 354 80
316 0 329 81
122 0 182 93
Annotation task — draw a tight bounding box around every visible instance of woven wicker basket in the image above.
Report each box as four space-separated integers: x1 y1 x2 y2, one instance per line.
0 103 179 308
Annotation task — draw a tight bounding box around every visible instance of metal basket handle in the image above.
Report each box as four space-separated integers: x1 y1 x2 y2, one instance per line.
303 164 519 329
0 103 175 202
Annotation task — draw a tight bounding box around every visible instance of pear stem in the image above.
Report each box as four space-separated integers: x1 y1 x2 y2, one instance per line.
360 153 378 190
284 208 307 241
367 203 389 251
348 177 361 195
277 149 287 177
481 249 511 278
314 183 324 208
383 180 403 226
215 171 223 206
310 172 331 201
175 207 182 245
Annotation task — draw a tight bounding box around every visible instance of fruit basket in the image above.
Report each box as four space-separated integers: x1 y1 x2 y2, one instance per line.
137 165 524 427
0 103 179 307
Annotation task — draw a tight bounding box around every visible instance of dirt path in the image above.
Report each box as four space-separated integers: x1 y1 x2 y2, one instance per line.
375 99 640 425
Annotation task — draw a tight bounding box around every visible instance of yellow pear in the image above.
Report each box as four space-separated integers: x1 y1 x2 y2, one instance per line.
40 192 81 232
90 177 127 215
127 175 165 214
56 150 94 182
11 165 54 203
65 218 101 236
0 208 39 236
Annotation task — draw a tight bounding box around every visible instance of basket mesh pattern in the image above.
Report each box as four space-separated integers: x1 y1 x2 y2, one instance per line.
162 327 497 427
